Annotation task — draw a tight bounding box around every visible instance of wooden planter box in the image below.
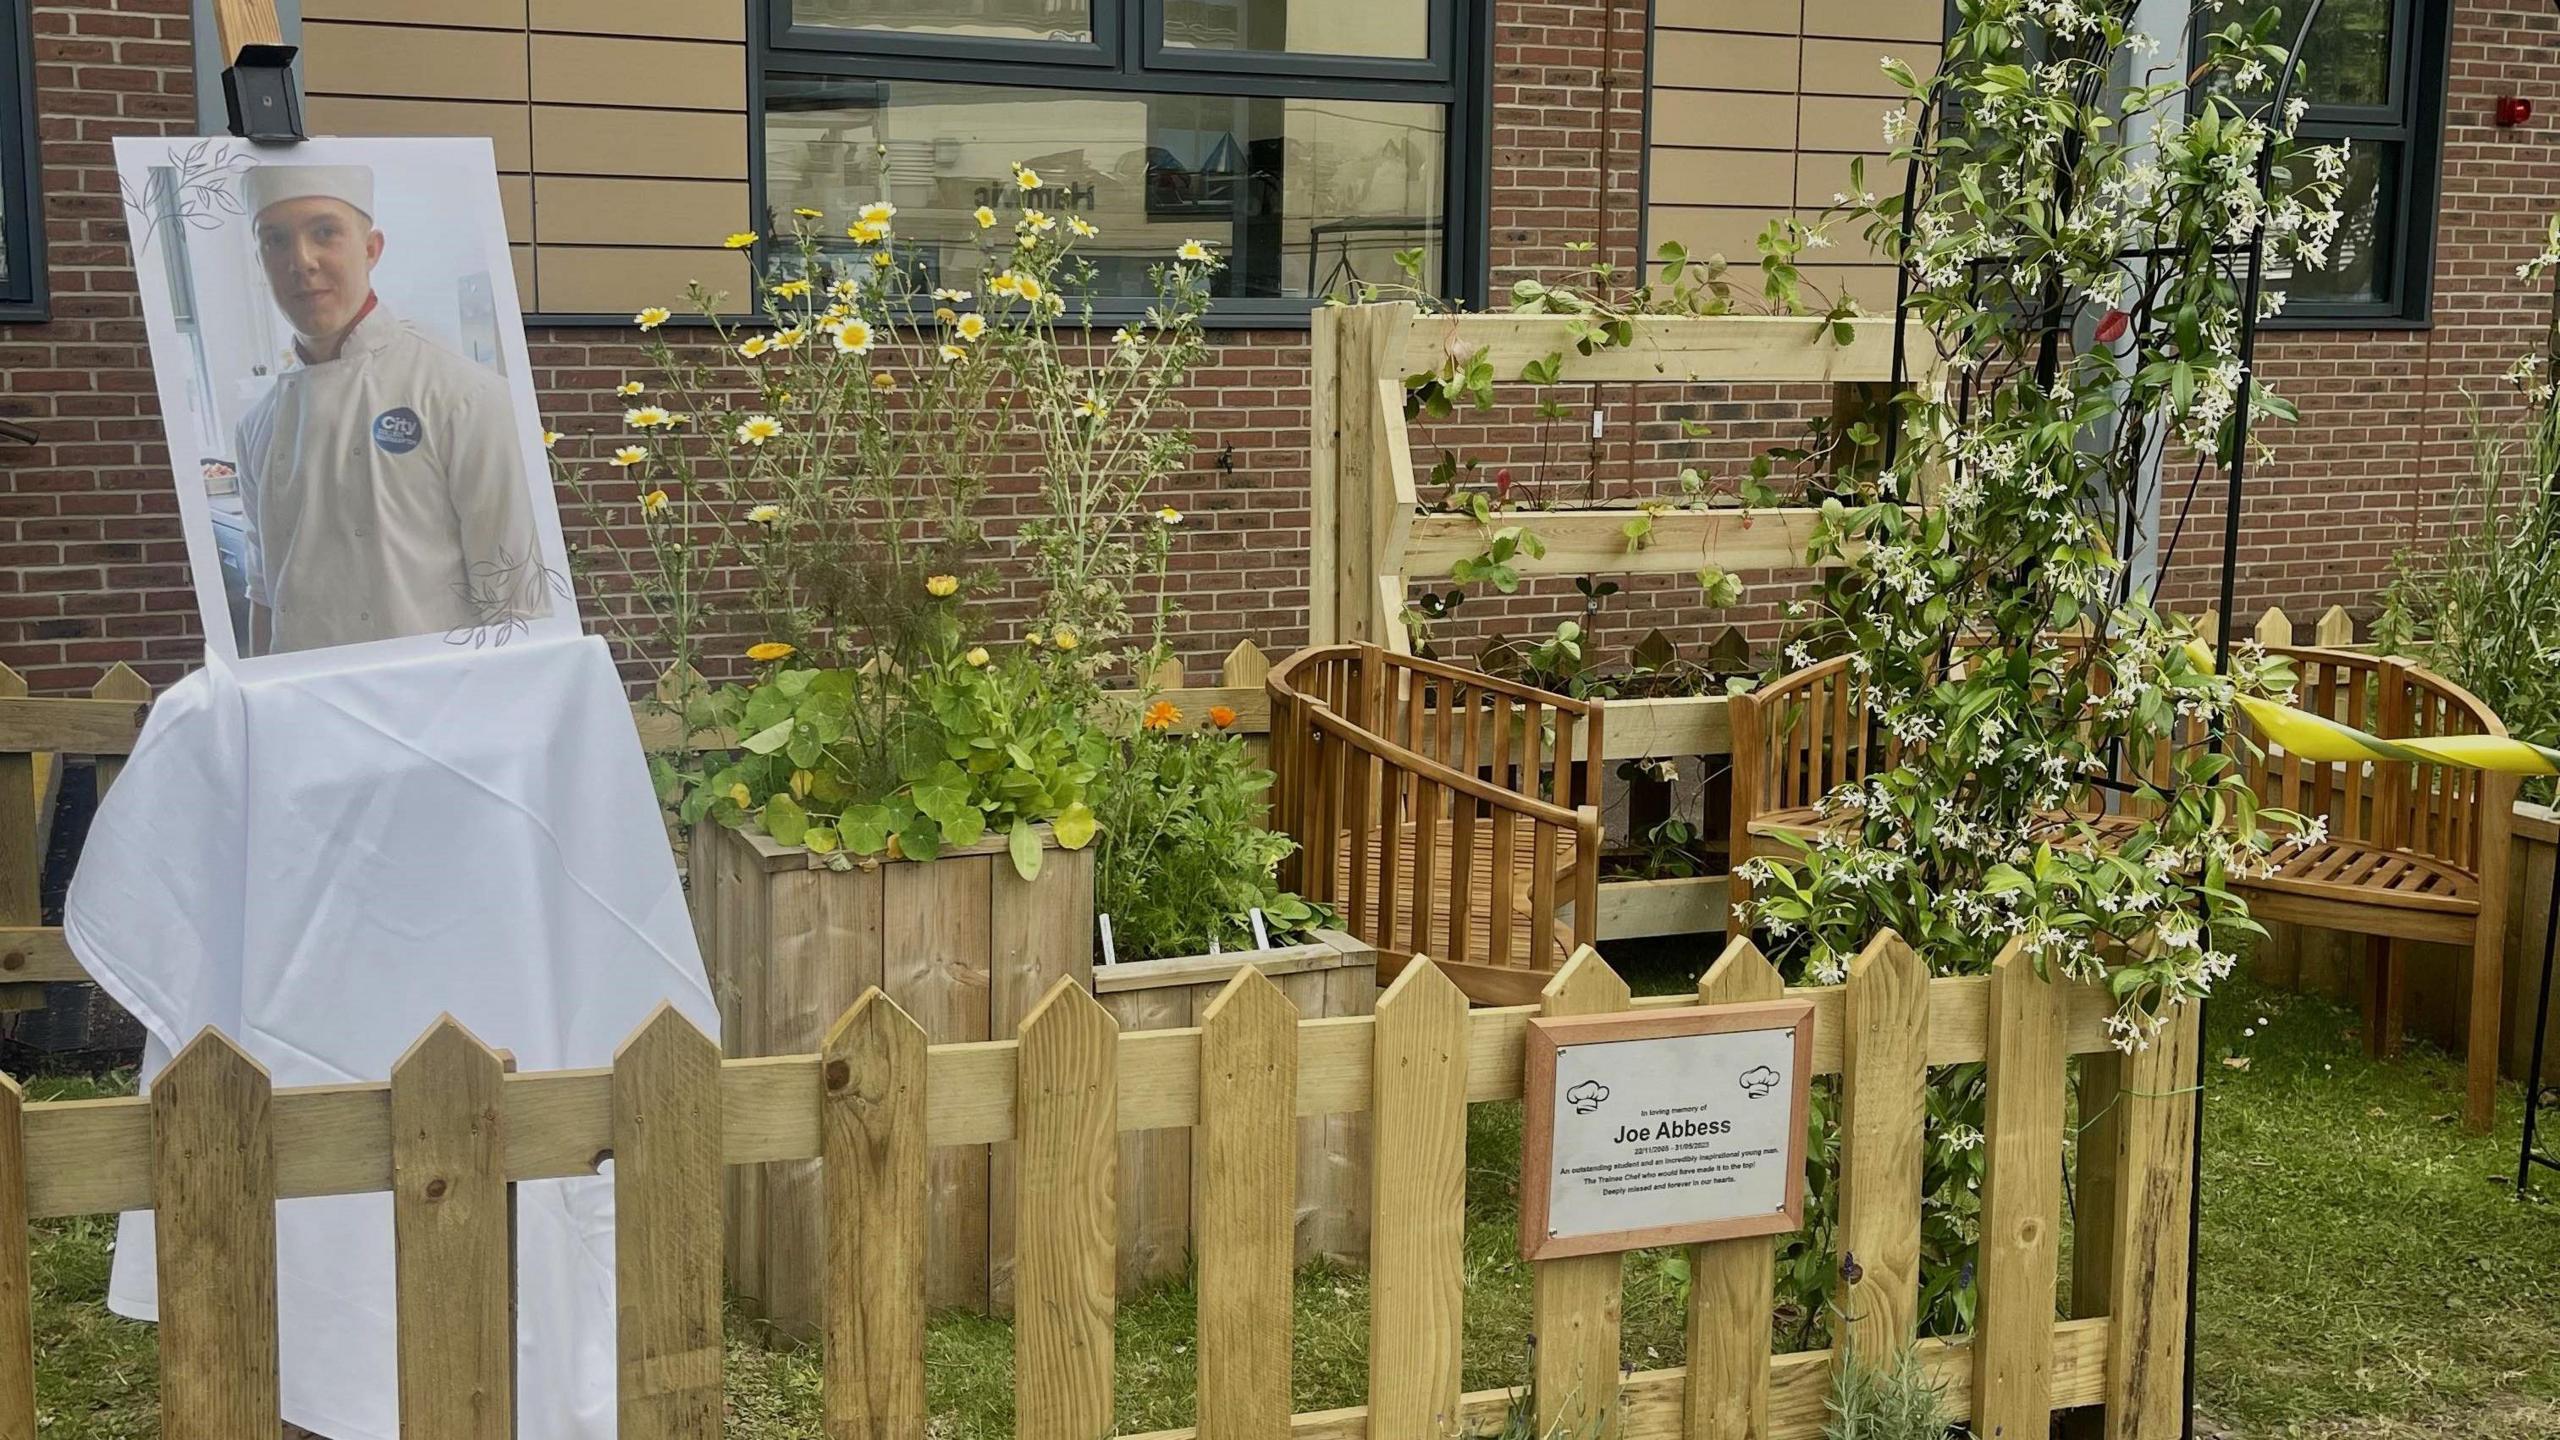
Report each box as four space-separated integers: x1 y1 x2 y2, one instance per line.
1095 932 1378 1292
2253 798 2560 1081
692 818 1094 1330
693 822 1379 1327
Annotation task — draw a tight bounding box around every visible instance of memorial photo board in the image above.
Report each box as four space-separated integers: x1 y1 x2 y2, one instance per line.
115 135 576 675
1519 999 1815 1261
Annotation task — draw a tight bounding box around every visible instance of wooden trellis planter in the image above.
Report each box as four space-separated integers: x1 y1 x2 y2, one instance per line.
1305 304 1929 948
0 931 2203 1440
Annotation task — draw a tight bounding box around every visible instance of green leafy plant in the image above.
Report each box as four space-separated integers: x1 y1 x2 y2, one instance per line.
1821 1346 1952 1440
1091 709 1326 960
1738 0 2343 1341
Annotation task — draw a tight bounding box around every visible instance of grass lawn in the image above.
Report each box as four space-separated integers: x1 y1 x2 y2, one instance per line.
18 974 2560 1437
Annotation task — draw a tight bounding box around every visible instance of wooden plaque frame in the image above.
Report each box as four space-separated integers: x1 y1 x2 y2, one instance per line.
1519 998 1815 1261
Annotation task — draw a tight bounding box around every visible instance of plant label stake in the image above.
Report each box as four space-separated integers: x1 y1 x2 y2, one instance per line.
1096 913 1116 965
1249 908 1271 950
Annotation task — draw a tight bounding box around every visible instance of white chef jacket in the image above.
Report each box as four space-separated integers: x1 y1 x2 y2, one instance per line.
235 300 552 656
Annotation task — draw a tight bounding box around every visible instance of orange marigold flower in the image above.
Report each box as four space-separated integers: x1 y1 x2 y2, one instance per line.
1142 699 1181 731
1207 704 1238 730
747 641 796 662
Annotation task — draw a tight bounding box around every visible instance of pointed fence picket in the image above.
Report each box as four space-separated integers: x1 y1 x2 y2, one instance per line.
0 937 2200 1440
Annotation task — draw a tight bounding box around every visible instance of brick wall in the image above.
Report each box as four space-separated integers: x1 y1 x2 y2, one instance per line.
4 0 2551 697
2156 0 2560 633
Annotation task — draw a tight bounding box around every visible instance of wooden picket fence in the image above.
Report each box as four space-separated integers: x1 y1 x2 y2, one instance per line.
0 662 151 1013
0 931 2197 1439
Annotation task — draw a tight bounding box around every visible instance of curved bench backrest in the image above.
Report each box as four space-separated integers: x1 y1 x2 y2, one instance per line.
1730 643 2510 892
1268 644 1604 1002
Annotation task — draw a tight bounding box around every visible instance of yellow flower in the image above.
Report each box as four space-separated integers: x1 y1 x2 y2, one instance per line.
871 372 899 392
724 231 759 249
1142 699 1181 731
611 446 649 468
735 414 783 446
640 488 668 511
833 317 875 355
747 502 784 523
859 200 897 225
988 273 1019 297
626 405 674 429
541 429 563 449
1012 274 1045 303
1075 393 1106 419
1014 166 1042 191
934 287 974 303
1068 216 1098 238
831 276 860 300
773 278 813 298
1019 209 1055 233
925 574 959 597
792 207 824 219
1177 238 1213 263
955 312 988 342
770 325 806 350
1111 326 1139 348
1017 233 1040 251
974 205 998 229
747 641 796 662
965 646 991 667
617 380 645 397
738 334 771 360
1052 627 1080 651
1025 630 1045 648
933 306 957 324
634 305 671 331
940 344 967 363
848 219 889 245
1156 505 1182 525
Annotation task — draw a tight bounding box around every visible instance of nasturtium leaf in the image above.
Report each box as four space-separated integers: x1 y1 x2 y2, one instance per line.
941 806 986 849
841 804 893 855
895 820 942 863
742 718 796 755
760 793 809 848
802 826 840 855
1051 801 1098 850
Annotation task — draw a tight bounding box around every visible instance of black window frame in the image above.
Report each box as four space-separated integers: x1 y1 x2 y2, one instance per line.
2208 0 2449 330
0 0 46 321
751 0 1489 327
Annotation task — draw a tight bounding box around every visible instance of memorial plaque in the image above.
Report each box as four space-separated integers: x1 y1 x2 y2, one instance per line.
1519 999 1815 1260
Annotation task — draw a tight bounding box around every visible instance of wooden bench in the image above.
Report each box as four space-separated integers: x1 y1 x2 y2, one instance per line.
1730 647 2516 1130
1268 644 1603 1006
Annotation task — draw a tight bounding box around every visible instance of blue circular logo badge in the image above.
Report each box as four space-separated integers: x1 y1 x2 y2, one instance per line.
372 407 423 455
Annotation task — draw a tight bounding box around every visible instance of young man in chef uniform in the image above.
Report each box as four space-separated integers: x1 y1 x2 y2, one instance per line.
234 163 553 657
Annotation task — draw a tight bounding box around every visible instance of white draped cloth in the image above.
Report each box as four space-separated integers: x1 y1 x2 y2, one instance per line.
66 634 716 1440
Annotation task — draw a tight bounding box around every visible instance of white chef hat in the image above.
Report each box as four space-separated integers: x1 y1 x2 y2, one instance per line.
242 164 375 223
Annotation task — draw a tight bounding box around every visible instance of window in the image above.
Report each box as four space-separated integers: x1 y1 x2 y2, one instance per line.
2218 0 2448 327
0 0 43 318
758 0 1483 321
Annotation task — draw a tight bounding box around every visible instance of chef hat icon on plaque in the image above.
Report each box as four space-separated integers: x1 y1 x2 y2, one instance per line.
1565 1080 1610 1114
1738 1065 1781 1099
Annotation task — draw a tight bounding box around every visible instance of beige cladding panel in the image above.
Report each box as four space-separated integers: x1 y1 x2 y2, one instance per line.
1649 147 1795 210
301 22 529 102
1653 30 1800 94
1648 90 1797 151
302 0 525 28
1796 151 1890 207
1802 0 1942 41
531 0 746 40
304 97 534 172
1653 0 1800 33
534 177 750 247
533 106 747 181
531 34 745 111
1800 37 1936 98
1645 206 1787 264
499 174 533 245
536 245 752 315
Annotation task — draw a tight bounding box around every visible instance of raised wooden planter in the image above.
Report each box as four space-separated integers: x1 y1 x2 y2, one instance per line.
1095 932 1377 1290
694 822 1379 1328
692 818 1094 1329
